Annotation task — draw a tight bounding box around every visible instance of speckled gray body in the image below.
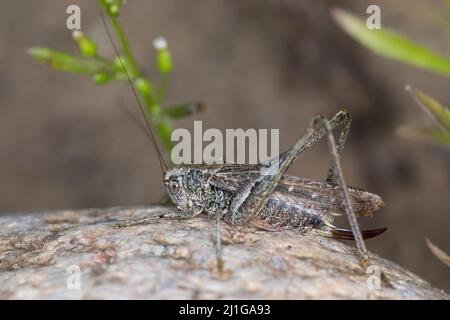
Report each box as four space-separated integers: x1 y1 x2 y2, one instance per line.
164 163 384 236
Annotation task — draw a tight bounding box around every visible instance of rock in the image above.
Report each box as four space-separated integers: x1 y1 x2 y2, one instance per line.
0 206 447 299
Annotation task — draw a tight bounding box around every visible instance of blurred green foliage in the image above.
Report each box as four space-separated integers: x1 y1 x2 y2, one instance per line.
29 0 202 157
333 7 450 265
398 87 450 150
332 7 450 150
331 8 450 77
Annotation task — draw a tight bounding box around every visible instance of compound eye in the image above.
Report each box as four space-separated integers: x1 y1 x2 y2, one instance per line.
169 180 179 193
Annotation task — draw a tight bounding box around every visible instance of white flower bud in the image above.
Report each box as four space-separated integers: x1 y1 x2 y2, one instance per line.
153 36 168 50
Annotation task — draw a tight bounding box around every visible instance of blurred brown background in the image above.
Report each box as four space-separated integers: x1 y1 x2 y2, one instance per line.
0 0 449 293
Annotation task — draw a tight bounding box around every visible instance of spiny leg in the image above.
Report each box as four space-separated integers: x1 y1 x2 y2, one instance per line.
228 110 370 265
228 110 352 225
281 109 352 184
325 111 351 183
313 116 370 266
277 110 351 184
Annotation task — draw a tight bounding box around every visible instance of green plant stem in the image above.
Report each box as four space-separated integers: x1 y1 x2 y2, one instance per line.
108 15 174 152
110 17 140 77
158 74 170 103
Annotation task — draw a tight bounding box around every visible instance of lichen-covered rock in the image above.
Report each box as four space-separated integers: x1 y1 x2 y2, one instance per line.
0 206 447 299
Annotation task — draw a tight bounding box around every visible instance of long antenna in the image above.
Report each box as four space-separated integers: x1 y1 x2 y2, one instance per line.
99 9 168 173
116 98 155 142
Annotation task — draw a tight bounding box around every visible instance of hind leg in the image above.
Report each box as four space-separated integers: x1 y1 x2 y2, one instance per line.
324 111 351 184
228 111 351 224
312 115 370 266
227 110 369 265
275 110 352 184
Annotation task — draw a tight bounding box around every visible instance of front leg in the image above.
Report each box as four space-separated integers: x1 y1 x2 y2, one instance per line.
113 207 193 228
164 208 199 219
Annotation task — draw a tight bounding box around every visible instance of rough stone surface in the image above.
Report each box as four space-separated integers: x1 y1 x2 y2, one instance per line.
0 206 448 299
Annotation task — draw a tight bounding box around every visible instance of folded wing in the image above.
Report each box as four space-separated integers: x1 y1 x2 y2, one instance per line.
275 175 385 218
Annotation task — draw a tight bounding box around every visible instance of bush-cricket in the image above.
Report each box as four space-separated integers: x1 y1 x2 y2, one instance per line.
100 10 387 271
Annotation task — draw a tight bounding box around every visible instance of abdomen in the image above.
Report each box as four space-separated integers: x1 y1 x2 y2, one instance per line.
255 192 330 231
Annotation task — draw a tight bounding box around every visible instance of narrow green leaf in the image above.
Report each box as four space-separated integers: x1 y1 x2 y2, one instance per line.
28 47 114 75
331 8 450 77
406 86 450 131
164 102 207 119
397 125 450 149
